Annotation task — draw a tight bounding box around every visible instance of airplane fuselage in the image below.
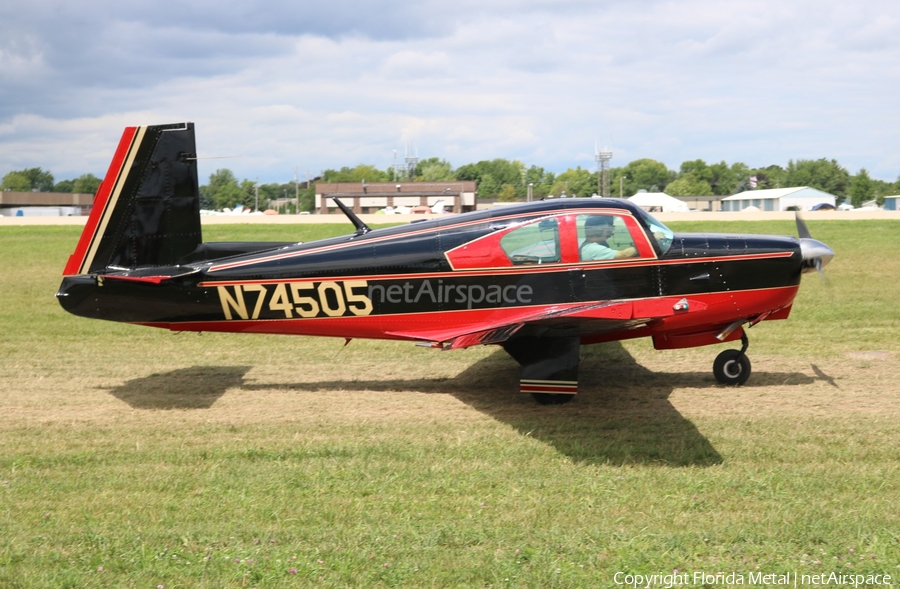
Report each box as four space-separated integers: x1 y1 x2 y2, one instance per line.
58 200 802 349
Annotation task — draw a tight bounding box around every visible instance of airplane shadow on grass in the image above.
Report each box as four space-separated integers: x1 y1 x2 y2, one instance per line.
106 343 819 467
247 342 817 468
457 345 821 467
106 365 251 410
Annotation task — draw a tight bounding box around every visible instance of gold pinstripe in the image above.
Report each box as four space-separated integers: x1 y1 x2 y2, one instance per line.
79 126 146 274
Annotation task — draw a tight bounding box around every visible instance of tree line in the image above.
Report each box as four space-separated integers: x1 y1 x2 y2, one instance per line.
1 168 102 195
5 157 899 212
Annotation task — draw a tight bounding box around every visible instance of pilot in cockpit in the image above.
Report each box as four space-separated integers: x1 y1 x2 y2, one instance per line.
580 216 637 260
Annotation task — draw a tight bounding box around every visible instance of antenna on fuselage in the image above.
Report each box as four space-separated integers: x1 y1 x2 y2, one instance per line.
331 197 371 236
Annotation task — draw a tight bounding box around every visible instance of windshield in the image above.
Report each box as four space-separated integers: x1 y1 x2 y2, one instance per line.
635 209 675 254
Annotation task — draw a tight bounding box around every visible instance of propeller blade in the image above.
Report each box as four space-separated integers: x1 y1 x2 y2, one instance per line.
814 258 831 286
795 213 812 240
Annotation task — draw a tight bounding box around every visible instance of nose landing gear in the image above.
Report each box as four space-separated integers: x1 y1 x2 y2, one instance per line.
713 332 751 385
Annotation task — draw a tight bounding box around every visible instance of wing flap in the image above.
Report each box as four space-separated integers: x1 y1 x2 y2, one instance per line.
387 300 634 349
388 297 708 350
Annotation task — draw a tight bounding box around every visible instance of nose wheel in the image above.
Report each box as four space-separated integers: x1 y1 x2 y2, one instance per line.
713 332 751 385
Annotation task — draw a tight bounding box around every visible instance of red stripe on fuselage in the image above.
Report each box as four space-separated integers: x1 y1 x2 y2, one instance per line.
63 127 139 276
137 285 800 347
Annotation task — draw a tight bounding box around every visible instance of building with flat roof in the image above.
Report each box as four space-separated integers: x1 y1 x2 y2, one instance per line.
721 187 836 212
315 181 477 214
0 191 94 216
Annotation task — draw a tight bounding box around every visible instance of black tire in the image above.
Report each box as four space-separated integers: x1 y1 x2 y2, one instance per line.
532 393 575 405
713 349 751 385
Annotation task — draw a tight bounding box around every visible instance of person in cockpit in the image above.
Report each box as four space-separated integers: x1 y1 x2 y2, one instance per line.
580 216 637 260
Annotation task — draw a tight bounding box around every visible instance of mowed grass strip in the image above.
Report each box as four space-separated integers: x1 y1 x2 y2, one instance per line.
0 221 897 588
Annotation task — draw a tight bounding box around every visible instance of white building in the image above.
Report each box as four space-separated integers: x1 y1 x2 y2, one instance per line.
721 187 837 212
884 195 899 211
627 191 691 212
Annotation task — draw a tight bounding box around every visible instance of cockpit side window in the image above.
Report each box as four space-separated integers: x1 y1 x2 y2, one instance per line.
576 214 639 261
500 218 560 265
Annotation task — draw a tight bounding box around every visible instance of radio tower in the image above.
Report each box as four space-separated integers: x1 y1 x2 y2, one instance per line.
404 145 418 180
595 143 613 197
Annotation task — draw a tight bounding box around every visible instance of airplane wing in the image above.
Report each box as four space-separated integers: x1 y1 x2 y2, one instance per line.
388 296 708 350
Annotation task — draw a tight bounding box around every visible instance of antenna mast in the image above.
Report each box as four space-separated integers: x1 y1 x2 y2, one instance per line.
404 144 418 180
595 142 613 197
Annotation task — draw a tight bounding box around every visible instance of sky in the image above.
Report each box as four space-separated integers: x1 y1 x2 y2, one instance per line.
2 0 899 186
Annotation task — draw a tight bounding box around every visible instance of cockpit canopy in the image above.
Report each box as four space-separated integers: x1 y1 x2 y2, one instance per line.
446 205 676 270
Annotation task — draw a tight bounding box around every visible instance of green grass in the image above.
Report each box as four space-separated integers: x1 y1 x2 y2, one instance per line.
0 221 898 588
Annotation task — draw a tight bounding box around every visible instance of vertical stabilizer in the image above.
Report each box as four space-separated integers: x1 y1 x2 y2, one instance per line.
63 122 201 275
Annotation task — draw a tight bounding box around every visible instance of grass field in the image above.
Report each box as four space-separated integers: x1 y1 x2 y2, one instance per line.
1 220 898 588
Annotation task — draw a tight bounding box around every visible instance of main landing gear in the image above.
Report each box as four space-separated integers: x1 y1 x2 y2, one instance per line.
713 332 751 385
503 336 579 405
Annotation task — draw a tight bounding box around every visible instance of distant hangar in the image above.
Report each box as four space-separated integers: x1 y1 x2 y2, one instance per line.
315 181 477 214
721 187 837 212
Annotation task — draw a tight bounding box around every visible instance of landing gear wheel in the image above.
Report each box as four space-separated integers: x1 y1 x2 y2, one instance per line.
713 350 751 385
531 393 575 405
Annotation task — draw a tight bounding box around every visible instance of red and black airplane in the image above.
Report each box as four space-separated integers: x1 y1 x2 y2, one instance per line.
57 123 834 404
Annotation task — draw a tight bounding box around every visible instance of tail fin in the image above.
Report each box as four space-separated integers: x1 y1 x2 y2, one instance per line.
63 122 202 276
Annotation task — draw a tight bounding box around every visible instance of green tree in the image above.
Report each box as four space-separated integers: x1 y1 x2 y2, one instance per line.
199 189 215 210
322 165 389 183
709 161 749 195
26 168 55 191
610 167 628 197
299 184 315 212
456 159 523 199
871 178 893 206
72 173 102 195
524 165 555 199
618 159 674 195
551 167 596 197
415 158 455 182
53 179 75 193
745 165 787 191
1 171 33 191
665 173 713 196
241 179 260 211
679 159 713 184
476 173 500 200
849 168 875 208
497 184 518 202
785 159 850 200
202 169 244 210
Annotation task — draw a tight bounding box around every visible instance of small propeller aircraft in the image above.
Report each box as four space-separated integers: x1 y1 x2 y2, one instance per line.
57 123 834 403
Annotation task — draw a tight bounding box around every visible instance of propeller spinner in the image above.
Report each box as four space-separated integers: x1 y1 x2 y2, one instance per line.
796 214 835 277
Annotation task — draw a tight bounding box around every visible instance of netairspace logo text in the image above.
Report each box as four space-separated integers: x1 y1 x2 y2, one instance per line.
613 571 893 588
369 280 533 309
